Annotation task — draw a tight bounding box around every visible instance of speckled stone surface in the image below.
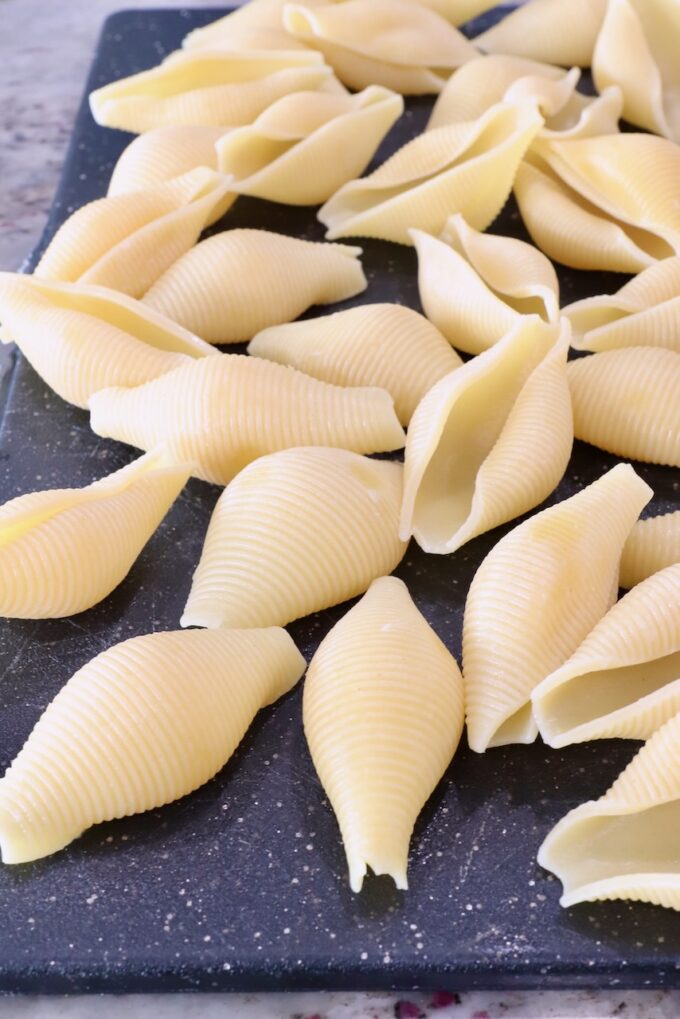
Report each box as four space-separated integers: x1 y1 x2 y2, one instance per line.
1 3 680 1018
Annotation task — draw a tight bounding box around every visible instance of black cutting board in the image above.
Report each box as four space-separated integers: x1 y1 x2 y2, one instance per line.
0 5 679 995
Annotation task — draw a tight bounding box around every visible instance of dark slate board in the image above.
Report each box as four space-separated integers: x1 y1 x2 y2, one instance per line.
0 4 679 996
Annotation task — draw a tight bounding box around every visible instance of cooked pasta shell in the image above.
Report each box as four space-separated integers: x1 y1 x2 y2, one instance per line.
89 355 405 486
565 258 680 354
568 348 680 467
400 317 572 554
462 464 653 753
593 0 680 143
182 0 328 51
0 627 305 863
0 274 215 409
538 710 680 910
319 101 544 245
89 49 336 133
108 126 225 196
0 448 189 619
282 0 477 94
407 0 497 24
247 303 461 424
303 576 464 891
621 510 680 589
473 0 607 67
142 229 367 344
216 86 403 205
181 448 407 629
34 168 234 298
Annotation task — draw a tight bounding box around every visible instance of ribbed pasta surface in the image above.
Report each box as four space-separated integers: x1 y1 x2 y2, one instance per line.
568 347 680 467
533 563 680 747
462 464 653 753
89 355 405 486
108 126 224 196
181 447 407 628
182 0 321 51
0 627 305 863
538 710 680 910
473 0 607 67
303 576 464 891
400 317 572 554
248 303 461 424
620 510 680 588
142 229 367 343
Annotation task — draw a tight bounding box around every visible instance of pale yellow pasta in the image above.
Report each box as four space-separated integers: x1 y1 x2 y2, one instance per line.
89 49 336 133
538 710 680 910
282 0 477 94
593 0 680 143
0 627 305 863
142 229 367 344
319 101 544 245
247 303 461 424
181 448 406 629
0 274 215 409
108 126 225 196
409 0 497 24
565 258 680 354
216 86 403 205
473 0 607 67
621 511 680 589
462 464 652 753
533 564 680 747
412 216 559 354
182 0 329 51
89 355 405 486
568 348 680 467
400 317 572 555
303 576 464 892
34 168 234 299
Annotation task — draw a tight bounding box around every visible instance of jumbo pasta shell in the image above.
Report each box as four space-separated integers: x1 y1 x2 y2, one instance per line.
400 317 572 554
538 710 680 910
473 0 607 67
303 576 464 891
319 100 544 245
462 464 652 753
0 627 305 863
216 86 404 205
282 0 477 94
108 126 225 196
620 510 680 589
89 355 405 486
568 348 680 467
182 0 328 51
181 448 407 629
247 302 461 424
533 564 680 747
0 274 216 409
34 168 234 298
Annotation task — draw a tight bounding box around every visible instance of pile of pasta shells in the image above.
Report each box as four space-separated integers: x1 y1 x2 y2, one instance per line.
0 0 679 917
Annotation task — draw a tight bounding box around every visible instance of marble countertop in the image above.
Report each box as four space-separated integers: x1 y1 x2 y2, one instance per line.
0 1 678 1016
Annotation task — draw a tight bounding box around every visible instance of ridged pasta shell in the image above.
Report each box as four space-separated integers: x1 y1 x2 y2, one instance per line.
568 348 680 467
34 168 234 298
462 464 653 753
89 49 336 133
0 447 190 619
0 274 216 409
400 317 572 555
319 101 544 245
0 627 305 863
593 0 680 143
303 575 464 891
142 229 367 344
408 0 497 24
216 86 403 205
247 302 461 424
533 564 680 748
182 0 329 51
473 0 607 67
565 258 680 354
108 126 225 196
621 510 680 589
181 448 407 629
282 0 477 94
89 355 405 486
538 710 680 910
